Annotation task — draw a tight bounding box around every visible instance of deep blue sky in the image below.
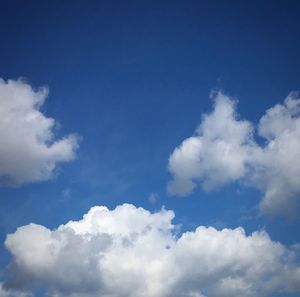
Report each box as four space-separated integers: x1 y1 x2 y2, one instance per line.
1 0 300 277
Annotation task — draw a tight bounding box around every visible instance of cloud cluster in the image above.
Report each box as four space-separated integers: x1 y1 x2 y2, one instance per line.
0 78 78 185
3 204 300 297
168 91 300 217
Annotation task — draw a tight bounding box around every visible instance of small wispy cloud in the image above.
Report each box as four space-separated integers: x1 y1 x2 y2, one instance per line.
61 188 71 198
148 192 159 204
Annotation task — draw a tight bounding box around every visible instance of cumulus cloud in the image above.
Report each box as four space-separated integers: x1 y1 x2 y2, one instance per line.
3 204 300 297
0 78 79 185
167 91 300 217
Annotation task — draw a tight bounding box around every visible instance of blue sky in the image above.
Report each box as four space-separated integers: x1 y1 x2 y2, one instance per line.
1 1 300 297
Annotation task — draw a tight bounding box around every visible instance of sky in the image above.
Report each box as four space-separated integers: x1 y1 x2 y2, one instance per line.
0 1 300 297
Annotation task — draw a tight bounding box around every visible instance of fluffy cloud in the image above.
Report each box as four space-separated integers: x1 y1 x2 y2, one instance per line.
167 91 300 217
3 204 300 297
0 78 79 185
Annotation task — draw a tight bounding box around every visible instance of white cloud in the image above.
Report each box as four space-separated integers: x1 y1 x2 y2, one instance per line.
167 91 300 217
0 78 79 185
3 204 300 297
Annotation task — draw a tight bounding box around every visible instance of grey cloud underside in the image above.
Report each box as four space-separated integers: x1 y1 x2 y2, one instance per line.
0 78 79 185
168 91 300 217
2 204 300 297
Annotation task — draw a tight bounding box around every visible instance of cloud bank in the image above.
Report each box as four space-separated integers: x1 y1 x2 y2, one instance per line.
0 78 79 185
168 91 300 217
2 204 300 297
